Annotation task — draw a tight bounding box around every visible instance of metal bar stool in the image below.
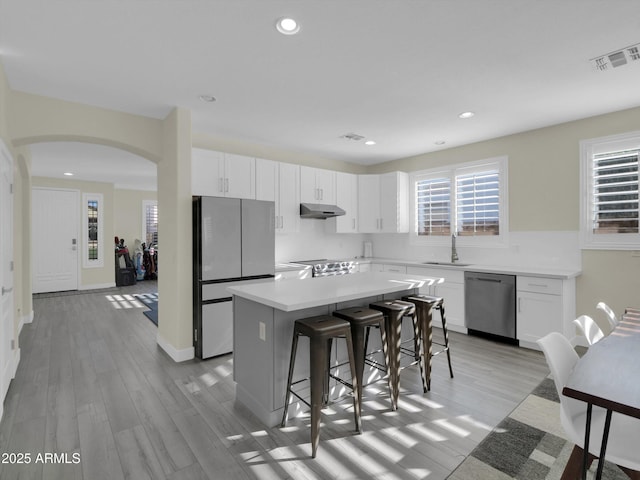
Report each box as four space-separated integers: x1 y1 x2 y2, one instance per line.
403 294 454 379
332 307 391 417
369 299 428 411
280 315 361 458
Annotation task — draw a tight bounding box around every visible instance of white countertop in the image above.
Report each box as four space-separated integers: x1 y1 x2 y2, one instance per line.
366 258 581 279
227 271 443 312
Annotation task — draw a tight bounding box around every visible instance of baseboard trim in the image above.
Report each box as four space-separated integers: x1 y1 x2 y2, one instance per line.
156 332 194 363
18 310 34 334
12 348 20 379
79 282 116 291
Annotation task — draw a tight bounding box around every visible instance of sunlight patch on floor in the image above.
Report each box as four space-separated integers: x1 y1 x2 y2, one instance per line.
433 418 470 437
106 293 156 310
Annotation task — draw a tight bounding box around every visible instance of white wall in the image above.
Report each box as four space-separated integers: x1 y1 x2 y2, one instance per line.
369 230 581 270
276 219 368 263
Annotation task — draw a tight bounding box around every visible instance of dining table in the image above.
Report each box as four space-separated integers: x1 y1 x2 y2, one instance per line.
562 309 640 480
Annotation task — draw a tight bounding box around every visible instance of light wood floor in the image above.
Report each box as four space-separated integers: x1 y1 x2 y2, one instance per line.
0 281 550 480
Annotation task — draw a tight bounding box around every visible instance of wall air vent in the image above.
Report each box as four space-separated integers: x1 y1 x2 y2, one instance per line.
341 133 365 141
591 42 640 71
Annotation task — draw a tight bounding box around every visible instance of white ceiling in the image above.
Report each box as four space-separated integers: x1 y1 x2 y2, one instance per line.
2 0 640 188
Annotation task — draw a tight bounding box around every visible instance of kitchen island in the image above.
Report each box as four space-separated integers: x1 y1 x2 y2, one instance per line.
227 271 443 426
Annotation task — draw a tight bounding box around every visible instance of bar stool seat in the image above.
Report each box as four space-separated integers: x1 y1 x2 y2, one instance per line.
332 307 391 417
369 299 427 410
280 315 361 458
403 294 454 379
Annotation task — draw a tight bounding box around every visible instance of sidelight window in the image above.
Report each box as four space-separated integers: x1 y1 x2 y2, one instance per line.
83 193 104 267
142 200 158 246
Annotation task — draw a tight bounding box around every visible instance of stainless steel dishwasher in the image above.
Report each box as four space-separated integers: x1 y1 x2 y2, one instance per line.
464 271 517 344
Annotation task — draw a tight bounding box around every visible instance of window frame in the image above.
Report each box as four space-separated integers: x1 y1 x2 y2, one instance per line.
409 156 509 248
142 200 158 247
82 193 104 268
580 131 640 250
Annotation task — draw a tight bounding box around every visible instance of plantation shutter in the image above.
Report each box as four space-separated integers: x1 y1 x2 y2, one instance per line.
416 177 451 235
456 169 500 236
592 149 639 234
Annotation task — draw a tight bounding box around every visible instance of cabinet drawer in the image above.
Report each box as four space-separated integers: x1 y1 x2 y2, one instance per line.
382 264 406 274
517 276 562 295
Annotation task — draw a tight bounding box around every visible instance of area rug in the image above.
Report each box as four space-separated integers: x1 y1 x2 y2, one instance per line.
448 377 628 479
134 292 158 326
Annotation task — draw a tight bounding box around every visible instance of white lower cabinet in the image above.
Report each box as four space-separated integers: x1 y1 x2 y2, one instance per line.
406 266 466 333
516 275 575 350
355 262 370 273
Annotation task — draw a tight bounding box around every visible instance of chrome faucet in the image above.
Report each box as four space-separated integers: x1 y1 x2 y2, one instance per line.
451 233 459 264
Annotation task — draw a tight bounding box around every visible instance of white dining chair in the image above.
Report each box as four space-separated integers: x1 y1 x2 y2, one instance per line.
573 315 605 346
596 301 619 332
537 332 640 477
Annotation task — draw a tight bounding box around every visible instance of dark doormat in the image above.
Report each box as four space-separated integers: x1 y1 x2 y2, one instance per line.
143 309 158 326
134 292 158 326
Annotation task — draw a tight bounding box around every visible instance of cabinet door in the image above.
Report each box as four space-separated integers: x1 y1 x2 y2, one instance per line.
192 149 225 196
299 166 318 203
379 171 409 233
224 153 255 199
358 175 381 233
255 158 277 202
516 291 562 346
277 163 300 233
382 264 406 274
335 172 358 233
433 282 466 330
315 168 336 204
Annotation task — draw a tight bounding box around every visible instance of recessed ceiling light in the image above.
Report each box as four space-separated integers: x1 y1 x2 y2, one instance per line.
364 140 376 146
276 17 300 35
434 140 446 145
198 94 216 103
63 172 74 176
458 111 475 119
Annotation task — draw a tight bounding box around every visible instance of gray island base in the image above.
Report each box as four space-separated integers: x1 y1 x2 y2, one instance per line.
228 272 443 427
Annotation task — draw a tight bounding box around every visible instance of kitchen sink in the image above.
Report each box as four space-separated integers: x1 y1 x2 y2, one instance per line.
423 261 471 267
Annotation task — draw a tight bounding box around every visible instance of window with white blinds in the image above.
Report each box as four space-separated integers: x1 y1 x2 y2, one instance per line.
581 132 640 249
591 150 638 234
416 177 451 235
410 156 508 245
456 170 500 236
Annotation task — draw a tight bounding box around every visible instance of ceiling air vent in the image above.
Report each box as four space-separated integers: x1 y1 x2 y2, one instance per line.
591 42 640 71
341 133 365 141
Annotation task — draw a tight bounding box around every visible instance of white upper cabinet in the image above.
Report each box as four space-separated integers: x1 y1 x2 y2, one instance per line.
358 174 381 233
277 162 300 233
255 158 299 233
224 153 255 199
255 158 277 202
192 148 224 196
300 166 336 204
191 148 255 199
333 171 358 233
358 172 409 233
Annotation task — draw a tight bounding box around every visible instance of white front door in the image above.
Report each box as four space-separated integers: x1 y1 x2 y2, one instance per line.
0 141 15 412
32 188 79 293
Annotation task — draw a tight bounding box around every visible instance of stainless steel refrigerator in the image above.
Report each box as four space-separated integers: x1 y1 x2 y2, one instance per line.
193 196 275 359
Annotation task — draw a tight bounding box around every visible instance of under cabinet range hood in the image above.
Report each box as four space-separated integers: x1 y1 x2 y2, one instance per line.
299 203 346 219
